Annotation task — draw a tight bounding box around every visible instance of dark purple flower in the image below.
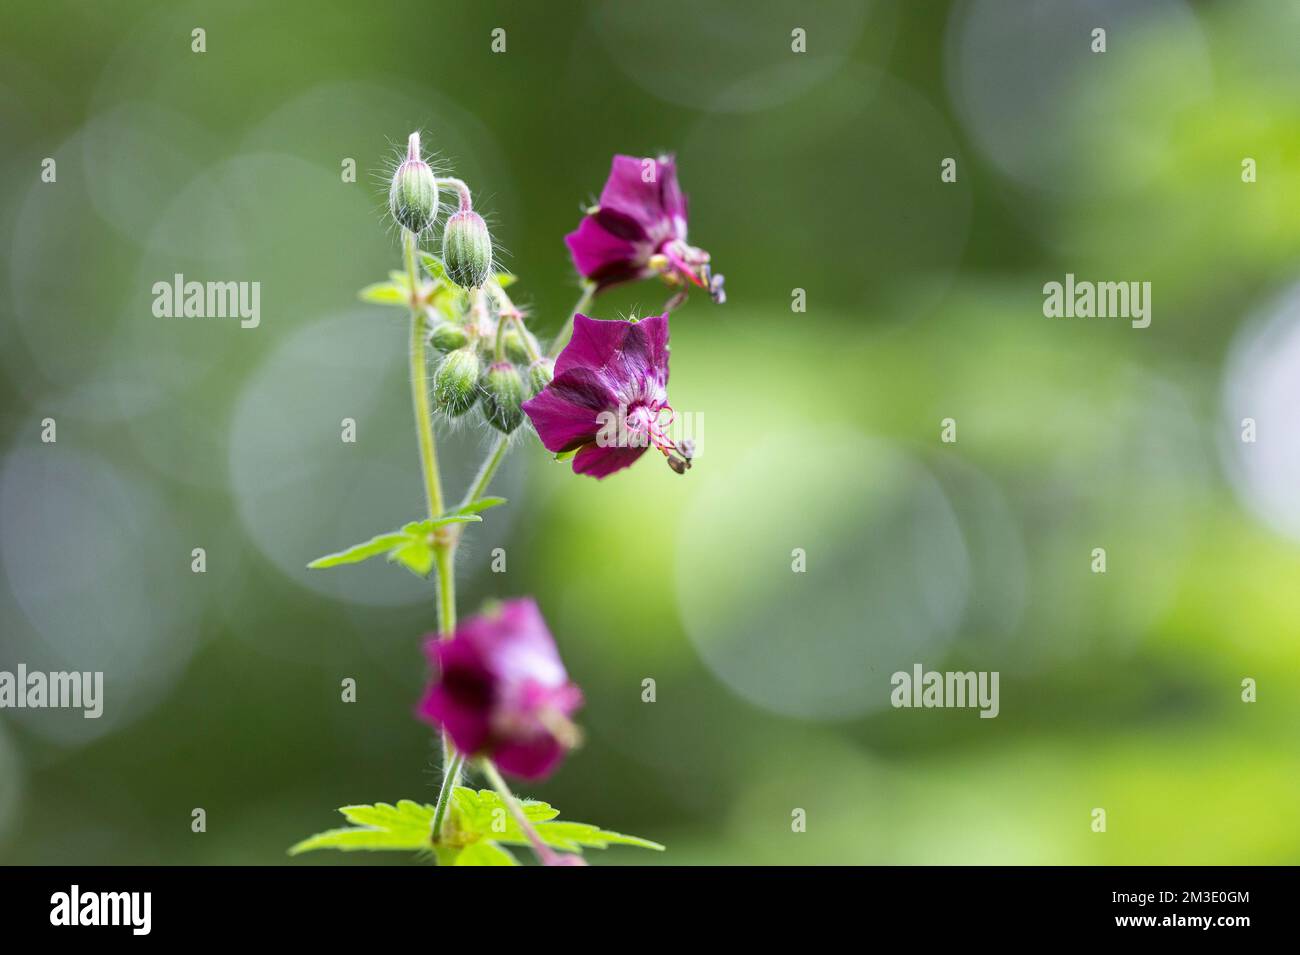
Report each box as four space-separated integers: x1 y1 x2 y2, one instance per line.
566 155 724 303
521 313 693 478
418 598 583 781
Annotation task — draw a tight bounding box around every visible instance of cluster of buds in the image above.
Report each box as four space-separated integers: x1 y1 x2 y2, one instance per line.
424 267 551 434
390 133 546 435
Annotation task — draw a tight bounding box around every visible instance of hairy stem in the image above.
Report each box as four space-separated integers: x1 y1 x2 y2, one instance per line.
405 227 460 800
434 545 456 636
546 282 596 359
480 759 567 866
492 293 509 363
436 177 473 212
489 280 544 361
405 229 445 518
430 749 464 844
461 434 511 509
433 543 459 787
510 313 543 363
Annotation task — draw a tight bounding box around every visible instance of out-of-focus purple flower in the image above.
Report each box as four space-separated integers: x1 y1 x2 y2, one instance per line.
566 155 724 303
521 313 693 478
418 598 583 781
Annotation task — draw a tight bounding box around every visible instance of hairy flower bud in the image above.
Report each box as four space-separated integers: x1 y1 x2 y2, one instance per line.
526 358 553 396
442 210 493 289
433 347 480 416
480 361 525 433
389 132 439 235
429 322 469 352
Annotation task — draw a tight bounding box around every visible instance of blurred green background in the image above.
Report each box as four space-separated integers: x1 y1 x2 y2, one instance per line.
2 0 1299 864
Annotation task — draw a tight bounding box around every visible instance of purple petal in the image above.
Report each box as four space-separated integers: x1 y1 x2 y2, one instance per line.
556 314 670 396
564 215 649 286
630 313 670 382
555 314 635 377
522 367 617 453
493 736 567 781
599 156 686 241
657 157 688 223
418 637 493 756
572 442 648 479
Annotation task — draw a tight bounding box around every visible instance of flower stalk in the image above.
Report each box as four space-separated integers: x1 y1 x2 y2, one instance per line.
547 282 596 360
461 435 511 510
405 228 446 519
430 749 464 843
480 759 582 866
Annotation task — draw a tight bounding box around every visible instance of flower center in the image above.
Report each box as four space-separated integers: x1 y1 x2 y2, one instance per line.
624 403 693 474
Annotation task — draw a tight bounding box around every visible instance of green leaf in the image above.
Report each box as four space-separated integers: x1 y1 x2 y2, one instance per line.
358 282 408 306
402 515 482 535
289 791 664 864
338 800 432 829
532 821 665 853
553 449 578 463
288 800 434 855
451 787 559 832
456 841 518 866
494 272 517 288
386 536 434 577
307 532 410 569
308 514 482 576
451 788 664 855
448 496 507 518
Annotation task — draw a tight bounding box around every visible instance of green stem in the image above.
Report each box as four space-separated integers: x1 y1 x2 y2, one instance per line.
433 469 460 787
546 282 596 359
405 226 460 795
430 749 464 844
461 434 511 509
492 295 509 363
510 313 543 363
434 545 456 636
480 759 565 866
436 177 473 212
405 229 445 518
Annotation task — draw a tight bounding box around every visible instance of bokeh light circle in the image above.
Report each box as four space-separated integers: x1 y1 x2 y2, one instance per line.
681 65 972 320
589 0 888 114
945 0 1211 198
1222 282 1300 542
0 446 203 745
675 429 969 720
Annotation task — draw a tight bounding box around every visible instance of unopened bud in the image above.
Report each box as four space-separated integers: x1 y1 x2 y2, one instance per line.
526 358 553 396
433 348 480 416
429 322 469 352
389 132 439 235
443 210 493 289
480 361 525 433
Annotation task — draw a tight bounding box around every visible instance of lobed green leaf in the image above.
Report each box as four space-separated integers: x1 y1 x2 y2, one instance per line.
358 282 408 306
306 532 409 568
308 514 483 576
288 801 434 855
289 792 664 864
